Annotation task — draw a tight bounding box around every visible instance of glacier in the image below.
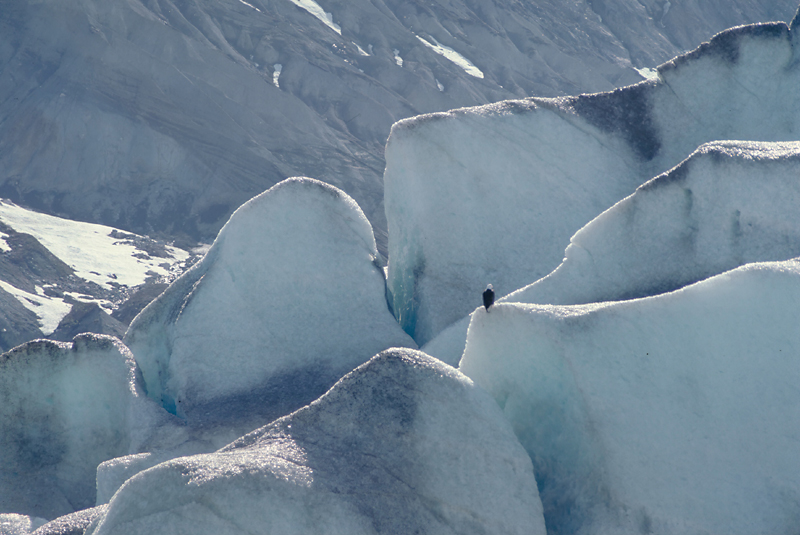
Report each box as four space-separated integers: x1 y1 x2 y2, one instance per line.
509 141 800 305
386 20 800 345
0 516 46 535
2 7 800 535
461 260 800 535
84 350 545 535
0 335 174 520
421 140 800 365
124 178 416 443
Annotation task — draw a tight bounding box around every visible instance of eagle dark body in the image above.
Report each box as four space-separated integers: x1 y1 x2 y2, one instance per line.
483 285 495 311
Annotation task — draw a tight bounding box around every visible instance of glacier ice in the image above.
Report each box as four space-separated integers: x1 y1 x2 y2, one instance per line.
423 139 800 366
508 140 800 305
0 515 46 535
29 507 106 535
85 349 545 535
95 453 176 506
385 21 800 345
0 335 172 519
460 259 800 534
419 314 472 367
124 178 416 440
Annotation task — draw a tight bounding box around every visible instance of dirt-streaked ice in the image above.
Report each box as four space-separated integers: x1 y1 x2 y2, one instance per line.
86 350 545 535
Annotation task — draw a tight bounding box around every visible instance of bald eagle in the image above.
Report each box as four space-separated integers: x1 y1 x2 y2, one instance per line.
483 284 494 311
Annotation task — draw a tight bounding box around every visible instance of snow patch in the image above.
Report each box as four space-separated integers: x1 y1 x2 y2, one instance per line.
635 66 659 80
63 291 115 311
354 43 369 56
436 79 445 92
393 49 403 67
286 0 341 35
416 35 484 79
237 0 261 13
0 280 72 335
272 63 282 88
0 200 189 290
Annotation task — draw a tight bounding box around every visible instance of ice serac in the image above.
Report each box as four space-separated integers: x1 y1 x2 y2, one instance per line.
460 260 800 535
85 349 545 535
0 335 170 520
124 178 416 439
508 141 800 304
385 21 800 345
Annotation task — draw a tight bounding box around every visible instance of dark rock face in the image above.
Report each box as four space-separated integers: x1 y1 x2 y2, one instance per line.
49 302 127 342
110 283 168 326
0 0 795 255
0 224 74 290
0 285 43 351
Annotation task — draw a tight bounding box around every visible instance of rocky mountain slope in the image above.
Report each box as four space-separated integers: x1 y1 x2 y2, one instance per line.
0 200 198 352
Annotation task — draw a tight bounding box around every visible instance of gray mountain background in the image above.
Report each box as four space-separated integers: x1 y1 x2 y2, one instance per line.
1 0 797 254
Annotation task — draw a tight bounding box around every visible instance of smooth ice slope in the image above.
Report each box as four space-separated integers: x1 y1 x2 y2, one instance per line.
0 335 171 520
86 349 545 535
508 141 800 305
385 20 800 344
125 178 416 437
460 260 800 535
